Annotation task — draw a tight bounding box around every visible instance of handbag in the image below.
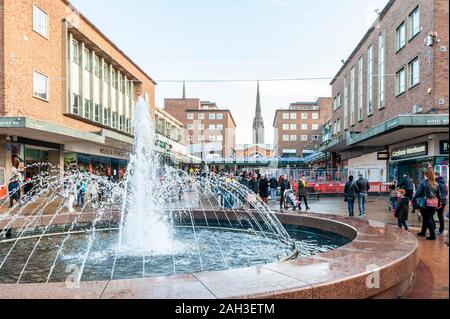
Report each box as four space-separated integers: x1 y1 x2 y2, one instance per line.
426 198 439 208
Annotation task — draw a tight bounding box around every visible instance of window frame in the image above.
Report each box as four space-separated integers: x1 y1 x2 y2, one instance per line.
378 32 385 110
33 70 49 101
32 3 49 39
408 57 420 88
187 113 194 120
396 67 406 96
408 6 420 40
367 45 373 116
396 22 406 52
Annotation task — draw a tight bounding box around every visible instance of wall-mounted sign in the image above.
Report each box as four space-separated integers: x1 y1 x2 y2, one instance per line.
440 140 449 154
391 143 428 161
99 147 127 158
377 151 390 160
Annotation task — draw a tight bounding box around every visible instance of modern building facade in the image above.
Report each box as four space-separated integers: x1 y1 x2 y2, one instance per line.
273 98 332 158
164 98 237 159
325 0 449 183
0 0 156 186
154 107 200 167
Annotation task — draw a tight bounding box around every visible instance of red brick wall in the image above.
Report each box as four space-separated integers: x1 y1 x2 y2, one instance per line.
0 0 4 115
331 0 447 138
2 0 155 131
433 0 449 111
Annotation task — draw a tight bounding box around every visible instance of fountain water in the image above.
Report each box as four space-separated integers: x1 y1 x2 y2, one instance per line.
0 98 350 285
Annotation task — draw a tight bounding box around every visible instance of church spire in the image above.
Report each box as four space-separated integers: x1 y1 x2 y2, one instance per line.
182 81 186 99
252 80 265 145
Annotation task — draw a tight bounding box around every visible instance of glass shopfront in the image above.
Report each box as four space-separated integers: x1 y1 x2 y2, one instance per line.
64 152 128 180
389 157 435 186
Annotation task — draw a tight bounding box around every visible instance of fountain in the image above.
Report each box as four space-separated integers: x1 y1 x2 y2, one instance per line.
0 97 418 300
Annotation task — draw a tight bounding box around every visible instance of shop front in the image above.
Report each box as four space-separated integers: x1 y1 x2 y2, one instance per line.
64 144 129 180
388 134 449 185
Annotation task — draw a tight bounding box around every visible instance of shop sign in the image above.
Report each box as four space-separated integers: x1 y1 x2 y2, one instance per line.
426 118 449 125
99 147 126 158
377 151 390 160
391 143 428 161
440 140 449 154
0 118 25 127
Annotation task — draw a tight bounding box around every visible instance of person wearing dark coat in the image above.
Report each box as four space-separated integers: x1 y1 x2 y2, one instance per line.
435 173 447 235
269 176 278 202
398 173 414 201
279 175 291 209
248 176 259 194
8 175 21 208
413 169 441 241
297 176 310 210
258 174 269 204
344 176 359 217
395 189 409 230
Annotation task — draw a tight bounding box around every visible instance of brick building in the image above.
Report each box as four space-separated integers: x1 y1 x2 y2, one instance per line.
0 0 156 187
325 0 449 183
164 97 237 159
273 98 332 158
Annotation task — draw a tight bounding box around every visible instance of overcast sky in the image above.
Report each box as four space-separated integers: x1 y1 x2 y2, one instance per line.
70 0 389 144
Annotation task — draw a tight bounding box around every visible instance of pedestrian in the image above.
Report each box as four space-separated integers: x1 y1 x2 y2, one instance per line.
269 175 278 202
76 177 87 208
7 175 21 208
297 175 310 211
258 174 269 204
279 175 291 210
67 178 77 213
356 173 370 217
398 173 415 212
395 189 409 231
435 172 447 235
344 175 359 217
389 184 399 211
413 168 441 241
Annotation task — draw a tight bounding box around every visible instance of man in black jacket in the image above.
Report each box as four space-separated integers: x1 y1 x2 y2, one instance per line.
435 172 448 235
279 175 291 209
356 174 370 217
269 176 278 203
398 173 414 201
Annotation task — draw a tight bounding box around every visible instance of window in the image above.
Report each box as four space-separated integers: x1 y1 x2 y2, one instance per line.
112 112 118 128
216 135 223 142
282 113 289 120
187 113 194 120
103 108 110 126
198 124 205 131
282 124 289 130
83 49 90 71
290 113 297 120
290 124 297 130
337 118 341 132
119 115 125 131
409 6 420 39
367 46 373 115
358 57 363 121
72 94 80 114
378 32 385 109
209 114 216 120
198 113 205 120
396 68 406 95
94 104 100 122
187 124 194 130
409 57 420 87
209 124 216 130
33 5 48 38
187 136 194 143
301 113 308 120
396 22 406 51
312 113 319 120
33 71 48 100
312 135 319 142
84 99 91 119
209 136 216 142
290 135 297 142
282 135 289 142
301 124 308 131
217 113 223 120
198 135 205 142
103 64 109 83
301 135 308 142
350 66 355 126
336 93 341 110
112 70 118 88
312 124 319 131
343 75 348 130
217 124 223 130
94 56 100 78
72 41 80 64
